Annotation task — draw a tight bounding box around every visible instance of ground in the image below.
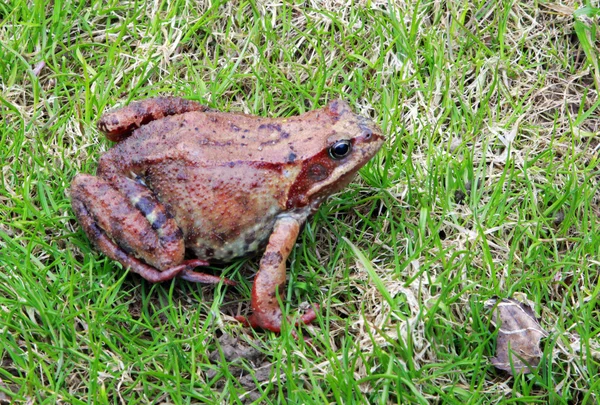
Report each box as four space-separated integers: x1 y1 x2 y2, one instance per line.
0 0 599 403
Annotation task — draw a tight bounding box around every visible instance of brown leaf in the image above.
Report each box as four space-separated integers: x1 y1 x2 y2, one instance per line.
486 297 548 374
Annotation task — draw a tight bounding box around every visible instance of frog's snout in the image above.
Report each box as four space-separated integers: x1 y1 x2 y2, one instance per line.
357 120 384 145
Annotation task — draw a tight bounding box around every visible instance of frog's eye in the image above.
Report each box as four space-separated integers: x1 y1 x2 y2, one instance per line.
329 140 352 159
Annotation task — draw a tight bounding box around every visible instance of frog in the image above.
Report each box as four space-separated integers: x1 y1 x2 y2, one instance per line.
70 96 385 333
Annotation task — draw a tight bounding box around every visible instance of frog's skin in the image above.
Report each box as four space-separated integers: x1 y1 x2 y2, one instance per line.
71 96 385 333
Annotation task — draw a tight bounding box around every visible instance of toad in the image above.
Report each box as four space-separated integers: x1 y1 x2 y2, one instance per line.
71 96 384 332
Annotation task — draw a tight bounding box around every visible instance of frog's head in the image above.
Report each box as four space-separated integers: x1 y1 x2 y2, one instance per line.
286 99 385 211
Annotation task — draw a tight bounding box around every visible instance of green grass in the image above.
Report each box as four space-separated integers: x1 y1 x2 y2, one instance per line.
1 0 599 403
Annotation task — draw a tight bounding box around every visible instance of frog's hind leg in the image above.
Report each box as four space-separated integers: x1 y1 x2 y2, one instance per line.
71 174 235 285
97 97 208 142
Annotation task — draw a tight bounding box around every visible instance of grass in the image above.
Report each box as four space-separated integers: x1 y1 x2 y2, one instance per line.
1 0 599 403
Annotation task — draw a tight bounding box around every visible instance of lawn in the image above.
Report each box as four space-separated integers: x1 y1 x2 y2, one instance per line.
1 0 599 403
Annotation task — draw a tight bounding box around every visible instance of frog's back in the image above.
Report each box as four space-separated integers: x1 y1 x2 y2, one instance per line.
104 108 343 167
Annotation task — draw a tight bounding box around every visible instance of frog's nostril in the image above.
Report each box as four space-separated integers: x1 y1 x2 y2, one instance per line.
363 130 373 139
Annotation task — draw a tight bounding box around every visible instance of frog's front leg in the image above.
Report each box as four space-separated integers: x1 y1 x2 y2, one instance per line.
97 97 208 142
71 173 234 285
236 216 319 333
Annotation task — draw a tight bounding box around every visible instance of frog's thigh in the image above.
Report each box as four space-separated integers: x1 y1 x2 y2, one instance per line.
70 174 184 271
97 97 208 142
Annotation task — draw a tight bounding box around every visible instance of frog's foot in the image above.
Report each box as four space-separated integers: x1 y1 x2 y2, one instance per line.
97 97 208 142
235 304 319 333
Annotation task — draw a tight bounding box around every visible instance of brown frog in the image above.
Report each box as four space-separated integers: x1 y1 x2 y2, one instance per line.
71 96 384 333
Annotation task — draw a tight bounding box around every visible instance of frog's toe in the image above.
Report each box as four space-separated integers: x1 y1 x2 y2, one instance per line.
179 262 236 286
297 304 319 325
234 315 252 327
